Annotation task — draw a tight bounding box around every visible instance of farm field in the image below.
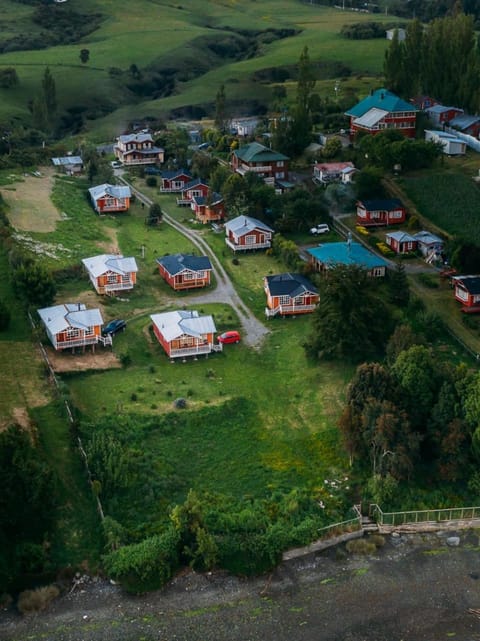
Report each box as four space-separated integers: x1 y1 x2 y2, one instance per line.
0 0 400 139
400 170 480 244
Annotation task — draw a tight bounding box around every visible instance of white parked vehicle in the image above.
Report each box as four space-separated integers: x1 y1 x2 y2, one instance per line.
309 223 330 235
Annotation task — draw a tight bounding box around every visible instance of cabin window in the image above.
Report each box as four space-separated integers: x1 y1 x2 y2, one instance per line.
277 161 284 167
279 295 290 305
107 272 118 283
275 172 285 179
105 198 116 208
245 235 256 245
85 326 94 336
66 327 80 339
294 296 304 305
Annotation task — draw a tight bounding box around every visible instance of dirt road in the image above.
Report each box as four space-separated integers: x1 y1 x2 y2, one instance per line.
2 530 480 641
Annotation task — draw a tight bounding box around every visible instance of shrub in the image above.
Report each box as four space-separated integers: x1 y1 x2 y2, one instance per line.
119 352 131 367
17 585 60 615
145 176 157 187
174 397 187 409
345 538 377 555
368 534 386 548
232 257 239 266
130 393 138 402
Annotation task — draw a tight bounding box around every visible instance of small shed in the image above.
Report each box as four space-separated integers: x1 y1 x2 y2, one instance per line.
425 130 466 156
386 231 418 254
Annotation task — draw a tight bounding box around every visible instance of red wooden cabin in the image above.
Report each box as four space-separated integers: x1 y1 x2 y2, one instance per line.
156 253 212 290
264 273 319 318
356 199 406 227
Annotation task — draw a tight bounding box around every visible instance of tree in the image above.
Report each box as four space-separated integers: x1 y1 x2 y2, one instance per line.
14 262 56 307
386 324 422 365
148 203 162 225
383 29 405 95
31 94 48 132
79 48 90 64
388 260 410 306
222 173 249 217
214 84 229 133
355 167 385 200
41 67 56 118
305 264 393 363
0 67 19 89
0 299 11 331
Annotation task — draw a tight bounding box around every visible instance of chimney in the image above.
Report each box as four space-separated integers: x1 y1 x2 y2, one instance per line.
380 92 385 100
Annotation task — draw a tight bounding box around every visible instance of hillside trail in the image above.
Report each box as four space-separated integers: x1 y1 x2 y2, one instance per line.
120 176 270 348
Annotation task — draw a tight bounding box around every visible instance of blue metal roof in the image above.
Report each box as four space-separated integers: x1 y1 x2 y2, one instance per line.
346 88 418 118
265 273 317 297
307 242 388 269
358 198 403 211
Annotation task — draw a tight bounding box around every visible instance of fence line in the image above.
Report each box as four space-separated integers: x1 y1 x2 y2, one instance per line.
28 311 105 522
369 503 480 528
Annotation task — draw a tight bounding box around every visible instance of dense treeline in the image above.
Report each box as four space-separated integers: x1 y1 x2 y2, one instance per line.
384 13 480 111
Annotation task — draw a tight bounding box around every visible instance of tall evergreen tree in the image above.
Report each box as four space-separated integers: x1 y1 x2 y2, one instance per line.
383 29 405 95
214 84 229 133
41 67 56 119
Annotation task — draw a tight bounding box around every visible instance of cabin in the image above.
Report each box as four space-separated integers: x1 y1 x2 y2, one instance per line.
385 231 418 254
424 130 466 155
150 310 220 359
231 142 289 187
176 178 210 206
313 162 355 185
452 275 480 312
307 241 388 277
51 155 83 175
37 303 108 351
156 253 212 290
413 231 444 263
231 117 259 137
82 254 138 295
114 132 164 166
225 215 274 252
88 184 131 214
264 273 319 318
160 169 193 193
425 105 464 126
191 192 225 224
356 198 406 227
449 114 480 138
345 88 418 138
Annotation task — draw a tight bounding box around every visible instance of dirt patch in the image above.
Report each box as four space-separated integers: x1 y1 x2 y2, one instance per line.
46 347 121 373
1 531 480 641
0 167 60 232
98 226 120 254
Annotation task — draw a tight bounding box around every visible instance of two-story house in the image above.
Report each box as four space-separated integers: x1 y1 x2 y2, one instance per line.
230 142 289 188
114 132 164 166
345 88 418 138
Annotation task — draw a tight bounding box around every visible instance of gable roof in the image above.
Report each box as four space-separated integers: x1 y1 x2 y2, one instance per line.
314 162 354 172
117 132 154 143
234 142 289 163
413 231 443 245
452 275 480 295
156 253 212 275
88 183 131 200
161 169 192 180
82 254 138 278
358 198 403 211
150 310 216 341
52 156 83 166
265 273 317 297
307 242 388 270
225 215 274 235
346 88 418 118
386 231 416 243
182 178 209 191
450 114 480 130
426 105 463 115
191 192 223 206
38 303 103 334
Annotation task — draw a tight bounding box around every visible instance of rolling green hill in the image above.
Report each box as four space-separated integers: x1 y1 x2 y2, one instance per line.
0 0 400 140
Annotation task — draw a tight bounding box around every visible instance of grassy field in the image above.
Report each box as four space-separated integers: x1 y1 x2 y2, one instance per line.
0 0 400 139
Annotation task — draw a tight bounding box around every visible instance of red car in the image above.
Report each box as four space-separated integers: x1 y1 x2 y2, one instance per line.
218 330 241 344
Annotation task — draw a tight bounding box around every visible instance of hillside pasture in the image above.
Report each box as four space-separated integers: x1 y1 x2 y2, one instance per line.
401 171 480 244
0 0 399 137
1 168 59 232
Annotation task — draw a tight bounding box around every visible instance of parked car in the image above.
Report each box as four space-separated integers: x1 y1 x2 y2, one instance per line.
218 330 241 344
144 166 163 175
102 319 127 336
110 160 122 168
310 224 330 235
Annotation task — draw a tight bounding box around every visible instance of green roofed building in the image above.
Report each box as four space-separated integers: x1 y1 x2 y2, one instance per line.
345 88 418 138
231 142 289 190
